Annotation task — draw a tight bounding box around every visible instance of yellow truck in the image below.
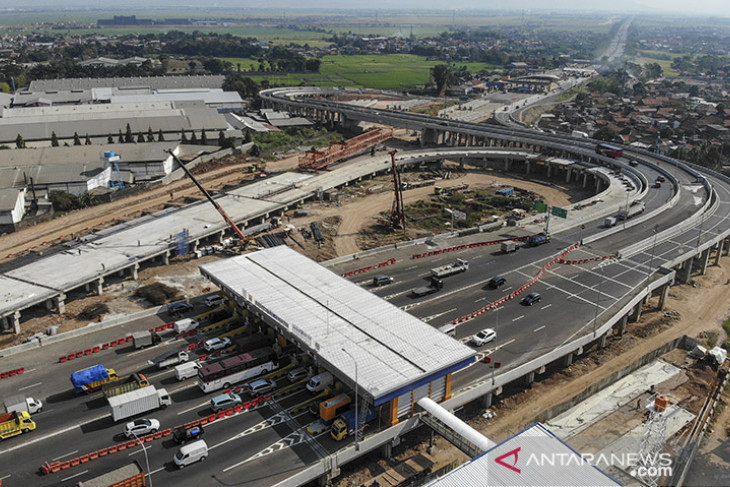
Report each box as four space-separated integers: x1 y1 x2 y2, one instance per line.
0 410 36 440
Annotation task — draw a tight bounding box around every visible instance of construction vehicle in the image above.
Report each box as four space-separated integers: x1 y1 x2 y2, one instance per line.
306 393 352 435
0 410 36 440
527 234 551 247
400 179 436 190
434 184 469 195
70 365 119 394
102 373 150 398
76 461 145 487
150 349 190 369
167 150 251 247
132 331 161 349
431 258 469 278
411 277 444 297
618 201 646 220
3 395 43 414
331 408 377 441
496 187 514 196
108 386 172 422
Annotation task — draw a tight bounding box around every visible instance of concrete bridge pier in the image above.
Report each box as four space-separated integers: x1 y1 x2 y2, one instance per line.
562 352 574 367
678 259 693 283
524 371 535 386
2 312 21 334
565 167 572 183
699 248 710 275
129 263 140 280
421 127 438 146
658 283 670 310
161 251 170 266
598 333 607 349
715 239 725 265
481 392 493 409
630 301 643 322
617 314 628 336
46 294 66 314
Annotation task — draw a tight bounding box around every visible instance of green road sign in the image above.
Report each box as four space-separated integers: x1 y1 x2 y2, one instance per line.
551 206 568 219
533 201 548 212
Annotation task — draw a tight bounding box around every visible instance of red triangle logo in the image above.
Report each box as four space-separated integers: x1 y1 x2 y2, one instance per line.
495 447 521 473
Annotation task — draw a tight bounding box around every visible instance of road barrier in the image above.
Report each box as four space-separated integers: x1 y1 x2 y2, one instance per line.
0 367 25 380
340 258 397 278
411 236 530 259
558 254 616 265
58 323 175 362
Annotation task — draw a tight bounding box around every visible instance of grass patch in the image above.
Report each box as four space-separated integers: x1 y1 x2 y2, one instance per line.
704 330 720 349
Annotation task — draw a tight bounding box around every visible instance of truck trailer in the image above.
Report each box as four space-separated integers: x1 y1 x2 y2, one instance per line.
411 278 444 297
149 348 190 369
0 410 36 440
132 331 161 350
618 201 646 220
70 365 119 393
3 395 43 414
108 386 172 422
527 234 551 247
102 373 150 398
431 258 469 278
76 461 145 487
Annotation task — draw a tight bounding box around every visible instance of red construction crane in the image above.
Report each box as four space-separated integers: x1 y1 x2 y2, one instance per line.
390 150 406 230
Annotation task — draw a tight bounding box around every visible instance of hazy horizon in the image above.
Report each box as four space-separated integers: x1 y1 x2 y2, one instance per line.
1 0 728 18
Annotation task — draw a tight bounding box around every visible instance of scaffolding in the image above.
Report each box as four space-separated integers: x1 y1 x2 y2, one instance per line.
298 128 393 171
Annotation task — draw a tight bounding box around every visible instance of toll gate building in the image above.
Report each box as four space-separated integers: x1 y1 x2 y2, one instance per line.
200 246 476 426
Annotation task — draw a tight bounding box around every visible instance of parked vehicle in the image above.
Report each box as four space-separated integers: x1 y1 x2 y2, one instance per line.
527 234 550 247
487 276 507 289
618 201 646 221
306 372 334 394
3 395 42 414
168 302 194 314
431 258 469 278
604 217 618 228
173 318 200 334
70 365 119 394
500 240 519 253
521 292 542 306
372 275 393 286
102 373 150 398
77 461 145 487
174 440 208 468
108 386 172 422
173 424 205 444
496 187 515 196
331 408 377 441
132 331 161 349
204 337 232 352
175 361 202 381
471 328 497 346
411 277 444 297
124 418 160 438
0 410 36 440
437 324 457 337
151 350 190 370
205 294 225 308
210 392 242 412
287 367 308 383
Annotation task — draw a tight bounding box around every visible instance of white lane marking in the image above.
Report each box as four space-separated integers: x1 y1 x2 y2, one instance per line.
421 307 457 323
146 368 175 380
25 368 36 373
150 466 165 476
512 315 524 322
474 297 487 303
534 325 546 333
0 474 11 480
502 286 513 292
493 338 516 352
176 399 210 415
18 382 42 391
492 306 504 312
540 304 552 310
61 470 88 482
0 413 108 455
52 450 79 461
405 265 418 271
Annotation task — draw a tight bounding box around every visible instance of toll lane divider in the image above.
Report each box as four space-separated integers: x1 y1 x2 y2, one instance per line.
341 258 397 278
558 254 617 265
411 236 530 259
58 322 175 363
39 394 274 475
448 242 581 326
0 367 25 380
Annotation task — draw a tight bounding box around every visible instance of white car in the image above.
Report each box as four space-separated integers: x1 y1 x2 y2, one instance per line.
124 418 160 438
204 337 232 352
471 328 497 347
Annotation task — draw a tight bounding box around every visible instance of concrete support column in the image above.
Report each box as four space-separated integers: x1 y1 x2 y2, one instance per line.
595 177 602 193
563 353 574 367
715 240 724 265
598 333 607 349
129 263 140 281
218 230 225 243
630 301 643 322
525 161 530 175
11 312 21 335
658 284 670 310
162 251 170 266
381 438 397 460
191 239 199 253
617 314 628 336
45 298 54 311
524 371 535 386
481 392 493 409
565 167 572 183
428 430 435 454
699 249 710 275
96 277 104 295
56 294 66 314
583 172 589 188
679 259 693 283
504 159 510 172
547 162 552 178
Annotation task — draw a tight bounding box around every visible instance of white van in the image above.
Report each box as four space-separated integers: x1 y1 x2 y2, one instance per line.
174 318 199 334
174 439 208 468
306 372 333 394
175 361 202 381
438 324 457 337
205 294 225 308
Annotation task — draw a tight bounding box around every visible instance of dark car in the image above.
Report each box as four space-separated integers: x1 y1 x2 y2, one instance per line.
487 276 507 289
521 292 542 306
168 302 193 315
173 424 205 444
656 175 666 182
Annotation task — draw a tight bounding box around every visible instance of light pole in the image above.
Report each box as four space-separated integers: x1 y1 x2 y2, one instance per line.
341 348 359 451
129 431 152 487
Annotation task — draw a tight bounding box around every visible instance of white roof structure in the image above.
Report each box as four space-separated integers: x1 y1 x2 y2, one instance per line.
199 246 475 405
424 423 621 487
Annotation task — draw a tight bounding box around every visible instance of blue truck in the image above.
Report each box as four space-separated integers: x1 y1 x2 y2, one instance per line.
527 234 550 247
331 408 377 441
70 365 119 393
496 187 515 197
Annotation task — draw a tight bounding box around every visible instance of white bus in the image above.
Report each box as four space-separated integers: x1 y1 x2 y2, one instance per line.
197 347 278 393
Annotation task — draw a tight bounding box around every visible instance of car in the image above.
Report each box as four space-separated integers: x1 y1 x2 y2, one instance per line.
173 424 205 444
471 328 497 347
168 302 193 314
656 175 666 182
246 379 277 397
521 292 542 306
629 159 639 167
287 367 309 383
372 275 394 287
124 418 160 438
205 294 225 308
653 181 662 188
210 392 242 412
487 276 507 289
204 337 232 352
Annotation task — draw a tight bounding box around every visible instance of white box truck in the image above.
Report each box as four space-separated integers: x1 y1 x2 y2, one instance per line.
3 395 43 414
174 318 199 334
108 386 172 422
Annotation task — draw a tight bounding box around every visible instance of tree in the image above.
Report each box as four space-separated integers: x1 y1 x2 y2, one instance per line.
244 130 252 143
190 130 198 144
137 131 145 143
200 130 207 145
181 130 188 143
218 130 226 146
51 131 59 147
158 129 165 142
249 144 261 157
15 134 26 149
125 123 133 143
118 130 124 144
689 85 700 98
73 132 81 146
431 64 456 96
84 133 92 145
147 126 154 142
593 126 619 142
107 134 114 144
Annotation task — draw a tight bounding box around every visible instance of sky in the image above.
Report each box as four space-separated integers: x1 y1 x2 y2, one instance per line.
2 0 728 18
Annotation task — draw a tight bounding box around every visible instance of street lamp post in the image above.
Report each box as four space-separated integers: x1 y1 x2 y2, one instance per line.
129 431 153 487
341 348 359 451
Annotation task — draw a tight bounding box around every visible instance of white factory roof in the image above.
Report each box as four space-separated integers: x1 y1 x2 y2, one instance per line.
199 246 475 405
28 75 225 92
425 423 621 487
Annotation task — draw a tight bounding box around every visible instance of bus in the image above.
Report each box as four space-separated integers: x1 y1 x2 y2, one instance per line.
595 143 624 158
197 347 278 393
